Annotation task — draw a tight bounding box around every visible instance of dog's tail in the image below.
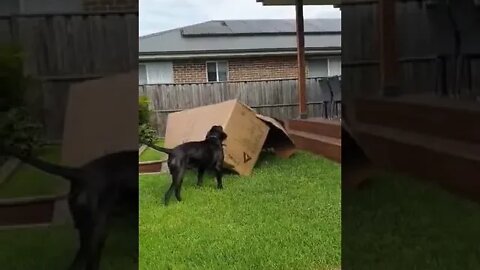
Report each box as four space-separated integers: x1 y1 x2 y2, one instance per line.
1 146 81 182
140 140 172 155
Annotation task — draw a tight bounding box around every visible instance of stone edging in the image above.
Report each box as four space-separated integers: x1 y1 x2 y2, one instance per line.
138 158 167 165
139 144 148 156
139 171 166 176
0 222 51 231
0 158 21 186
0 191 69 206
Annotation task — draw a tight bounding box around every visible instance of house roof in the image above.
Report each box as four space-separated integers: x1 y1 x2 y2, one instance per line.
139 19 341 59
256 0 340 5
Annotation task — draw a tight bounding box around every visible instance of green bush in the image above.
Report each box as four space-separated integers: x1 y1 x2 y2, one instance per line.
0 44 44 153
0 107 43 154
139 95 151 126
0 44 29 111
138 96 158 144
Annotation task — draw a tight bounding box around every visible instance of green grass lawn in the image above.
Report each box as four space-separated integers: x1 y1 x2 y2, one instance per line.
139 139 165 162
342 173 480 269
140 151 341 270
0 210 138 269
0 145 69 199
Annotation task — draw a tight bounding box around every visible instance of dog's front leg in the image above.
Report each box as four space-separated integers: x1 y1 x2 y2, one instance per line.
215 168 223 189
196 168 205 187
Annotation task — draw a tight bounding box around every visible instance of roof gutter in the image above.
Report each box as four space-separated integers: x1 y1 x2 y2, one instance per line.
139 49 341 60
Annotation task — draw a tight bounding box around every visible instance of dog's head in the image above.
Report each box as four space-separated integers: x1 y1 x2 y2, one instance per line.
205 125 227 143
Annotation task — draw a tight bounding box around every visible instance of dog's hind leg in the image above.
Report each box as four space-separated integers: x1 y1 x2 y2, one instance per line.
174 167 185 202
69 231 88 270
69 218 93 270
164 180 175 205
86 195 116 270
196 168 205 187
164 166 185 205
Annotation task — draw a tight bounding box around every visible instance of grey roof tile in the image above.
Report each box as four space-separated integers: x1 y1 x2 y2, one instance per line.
140 19 341 54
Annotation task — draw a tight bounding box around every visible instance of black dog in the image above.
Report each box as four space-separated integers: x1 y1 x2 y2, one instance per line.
142 125 227 205
0 146 138 270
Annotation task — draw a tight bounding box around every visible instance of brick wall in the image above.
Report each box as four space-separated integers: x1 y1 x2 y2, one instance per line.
83 0 137 12
173 61 206 83
173 56 309 83
229 56 298 81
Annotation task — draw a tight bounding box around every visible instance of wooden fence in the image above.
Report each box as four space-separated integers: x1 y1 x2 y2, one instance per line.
0 12 138 140
341 1 480 100
139 77 342 136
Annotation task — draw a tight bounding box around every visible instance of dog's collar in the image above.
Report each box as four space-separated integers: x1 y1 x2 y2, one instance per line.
206 135 226 147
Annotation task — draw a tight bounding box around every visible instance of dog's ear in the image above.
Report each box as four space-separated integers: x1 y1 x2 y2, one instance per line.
220 130 227 141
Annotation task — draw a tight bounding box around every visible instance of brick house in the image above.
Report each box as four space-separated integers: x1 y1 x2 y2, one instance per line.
139 19 341 84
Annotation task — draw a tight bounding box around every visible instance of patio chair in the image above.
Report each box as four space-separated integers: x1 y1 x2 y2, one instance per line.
328 76 342 119
318 78 333 119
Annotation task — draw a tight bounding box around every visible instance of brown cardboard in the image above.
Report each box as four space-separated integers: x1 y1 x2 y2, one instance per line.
164 99 296 176
61 71 138 167
164 100 269 176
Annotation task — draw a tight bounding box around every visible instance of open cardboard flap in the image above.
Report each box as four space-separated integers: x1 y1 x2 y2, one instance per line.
163 99 296 176
256 114 296 159
61 71 138 167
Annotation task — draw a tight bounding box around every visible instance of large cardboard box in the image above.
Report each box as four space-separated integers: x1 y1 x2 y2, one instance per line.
61 72 138 166
164 99 295 176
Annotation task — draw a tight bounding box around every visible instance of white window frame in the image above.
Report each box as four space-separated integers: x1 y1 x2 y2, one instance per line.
206 60 228 82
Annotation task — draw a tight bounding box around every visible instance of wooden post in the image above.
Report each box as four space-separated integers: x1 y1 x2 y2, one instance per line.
378 0 399 96
295 0 308 119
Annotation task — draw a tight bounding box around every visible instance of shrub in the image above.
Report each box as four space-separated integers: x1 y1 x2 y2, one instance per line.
0 107 43 154
0 45 44 153
138 96 158 144
139 95 151 126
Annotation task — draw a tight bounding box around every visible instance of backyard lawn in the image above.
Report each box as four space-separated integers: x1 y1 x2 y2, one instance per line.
139 139 166 162
343 173 480 269
139 151 341 270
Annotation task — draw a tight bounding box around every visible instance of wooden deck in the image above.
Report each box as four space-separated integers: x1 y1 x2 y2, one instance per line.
348 95 480 201
286 118 341 163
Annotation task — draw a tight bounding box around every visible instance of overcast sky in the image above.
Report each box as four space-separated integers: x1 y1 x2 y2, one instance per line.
139 0 341 36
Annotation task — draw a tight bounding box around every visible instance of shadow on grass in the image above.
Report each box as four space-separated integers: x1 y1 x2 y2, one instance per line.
342 173 480 269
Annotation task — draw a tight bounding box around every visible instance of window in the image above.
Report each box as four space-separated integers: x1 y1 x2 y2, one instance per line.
308 59 329 78
206 61 228 82
328 57 342 76
307 57 342 78
138 62 174 85
139 64 148 85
